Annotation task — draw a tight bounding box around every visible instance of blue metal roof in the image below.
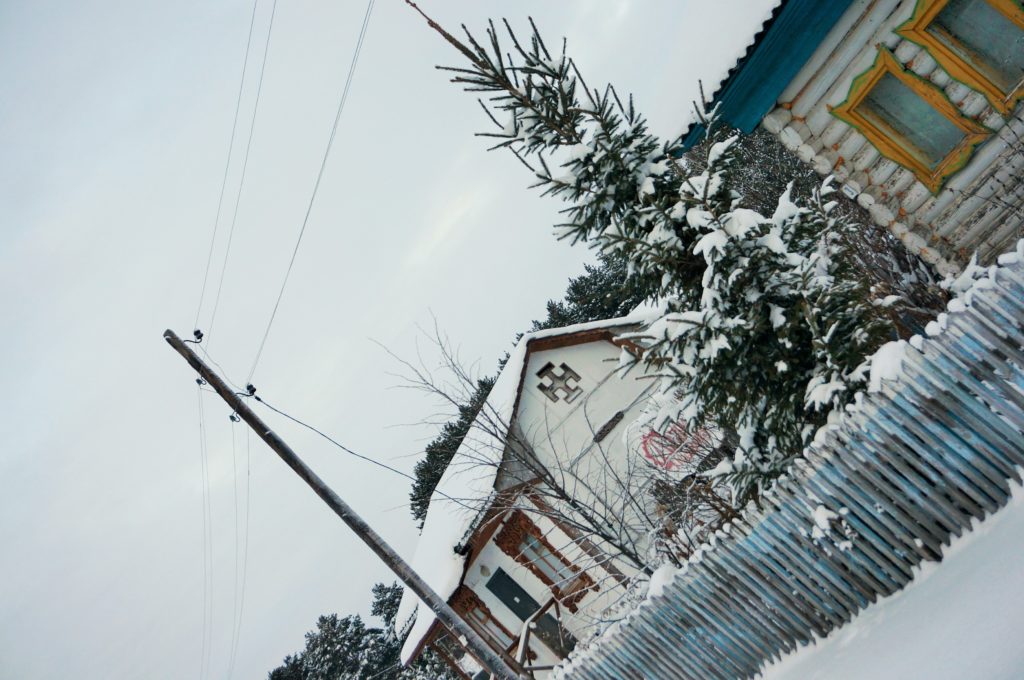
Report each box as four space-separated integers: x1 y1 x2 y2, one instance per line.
682 0 856 148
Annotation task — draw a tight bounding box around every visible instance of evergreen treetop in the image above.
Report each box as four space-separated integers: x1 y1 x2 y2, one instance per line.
266 583 458 680
409 376 494 527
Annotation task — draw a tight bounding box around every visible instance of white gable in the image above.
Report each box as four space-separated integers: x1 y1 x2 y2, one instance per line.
516 340 654 480
396 311 658 664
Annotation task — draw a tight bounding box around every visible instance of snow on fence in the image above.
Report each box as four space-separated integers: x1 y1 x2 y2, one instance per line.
559 253 1024 680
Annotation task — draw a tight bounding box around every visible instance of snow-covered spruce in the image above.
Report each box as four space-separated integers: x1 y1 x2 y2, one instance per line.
435 19 943 502
620 128 907 503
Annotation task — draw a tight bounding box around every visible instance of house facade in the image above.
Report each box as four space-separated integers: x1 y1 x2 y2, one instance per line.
395 314 694 679
688 0 1024 271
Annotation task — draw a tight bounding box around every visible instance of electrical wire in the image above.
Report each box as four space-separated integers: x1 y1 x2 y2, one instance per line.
208 341 481 517
246 0 376 383
193 345 447 504
207 0 281 345
225 425 253 679
254 395 476 513
203 397 216 680
227 428 253 678
194 0 262 332
200 337 483 533
226 423 241 680
197 388 215 680
196 388 208 680
365 661 404 680
255 394 422 485
198 345 247 394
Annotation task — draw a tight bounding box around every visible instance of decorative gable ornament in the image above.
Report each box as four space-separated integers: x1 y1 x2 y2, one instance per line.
536 361 583 403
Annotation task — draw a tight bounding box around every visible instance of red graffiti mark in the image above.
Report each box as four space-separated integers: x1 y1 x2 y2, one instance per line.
641 422 711 471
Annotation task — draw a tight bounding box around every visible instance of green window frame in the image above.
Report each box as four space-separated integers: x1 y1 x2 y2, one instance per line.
897 0 1024 115
831 47 991 193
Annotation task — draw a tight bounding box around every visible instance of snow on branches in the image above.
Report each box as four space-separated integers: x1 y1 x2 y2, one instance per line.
623 124 899 501
419 10 940 504
411 5 689 269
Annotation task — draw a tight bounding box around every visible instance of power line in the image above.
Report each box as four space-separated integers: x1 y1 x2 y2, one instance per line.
195 388 207 680
246 0 376 383
198 345 246 394
227 428 253 679
226 423 241 680
254 395 476 514
207 0 281 345
196 388 215 680
192 344 442 500
255 394 422 487
194 0 262 332
199 341 478 516
197 378 253 680
365 661 404 680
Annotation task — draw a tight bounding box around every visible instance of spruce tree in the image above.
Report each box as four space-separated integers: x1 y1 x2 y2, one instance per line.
267 585 459 680
412 12 946 499
370 582 404 630
301 614 375 680
529 253 658 332
409 376 495 527
630 129 898 498
268 655 305 680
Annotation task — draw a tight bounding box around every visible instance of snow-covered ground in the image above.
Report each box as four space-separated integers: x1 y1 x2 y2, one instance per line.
760 481 1024 680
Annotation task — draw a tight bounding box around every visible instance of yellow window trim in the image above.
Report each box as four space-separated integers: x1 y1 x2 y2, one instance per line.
831 47 991 193
897 0 1024 115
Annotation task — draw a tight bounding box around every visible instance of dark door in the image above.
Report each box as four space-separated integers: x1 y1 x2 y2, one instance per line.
485 568 576 657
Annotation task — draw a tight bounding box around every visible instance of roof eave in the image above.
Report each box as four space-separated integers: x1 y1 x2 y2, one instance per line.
681 0 857 149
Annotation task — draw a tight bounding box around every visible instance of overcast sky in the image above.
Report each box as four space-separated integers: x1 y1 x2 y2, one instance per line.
0 1 769 677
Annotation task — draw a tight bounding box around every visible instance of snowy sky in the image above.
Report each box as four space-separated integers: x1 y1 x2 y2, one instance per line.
0 1 774 677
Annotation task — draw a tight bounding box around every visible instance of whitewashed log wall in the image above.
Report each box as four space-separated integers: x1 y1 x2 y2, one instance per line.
761 0 1024 272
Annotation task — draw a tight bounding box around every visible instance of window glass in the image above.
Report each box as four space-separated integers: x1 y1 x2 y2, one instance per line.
466 608 515 649
929 0 1024 92
857 72 966 168
482 618 515 649
433 631 467 662
521 534 575 585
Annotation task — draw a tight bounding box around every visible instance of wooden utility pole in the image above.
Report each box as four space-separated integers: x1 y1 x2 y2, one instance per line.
164 329 521 680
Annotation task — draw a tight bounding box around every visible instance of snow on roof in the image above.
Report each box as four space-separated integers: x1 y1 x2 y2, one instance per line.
675 0 784 133
396 310 658 664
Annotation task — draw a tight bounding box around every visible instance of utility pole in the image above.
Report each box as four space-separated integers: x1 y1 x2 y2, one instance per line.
164 329 521 680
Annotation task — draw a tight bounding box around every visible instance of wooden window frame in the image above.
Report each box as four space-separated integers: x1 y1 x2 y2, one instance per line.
451 587 517 650
524 491 629 587
494 510 597 613
831 46 991 193
897 0 1024 115
449 586 536 664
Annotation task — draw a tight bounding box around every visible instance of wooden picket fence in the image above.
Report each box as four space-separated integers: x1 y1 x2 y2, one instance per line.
560 256 1024 679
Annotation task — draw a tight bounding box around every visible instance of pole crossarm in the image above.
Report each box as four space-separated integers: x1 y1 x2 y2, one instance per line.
163 329 522 680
